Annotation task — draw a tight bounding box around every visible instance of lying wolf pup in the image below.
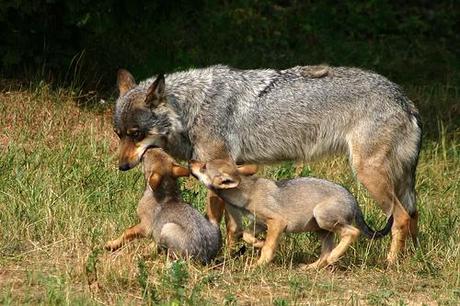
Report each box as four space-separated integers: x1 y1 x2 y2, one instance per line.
106 149 221 264
190 159 392 268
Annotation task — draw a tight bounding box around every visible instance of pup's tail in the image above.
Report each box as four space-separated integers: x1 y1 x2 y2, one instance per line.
354 207 393 239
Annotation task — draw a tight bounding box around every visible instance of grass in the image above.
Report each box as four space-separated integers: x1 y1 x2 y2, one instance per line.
0 81 459 305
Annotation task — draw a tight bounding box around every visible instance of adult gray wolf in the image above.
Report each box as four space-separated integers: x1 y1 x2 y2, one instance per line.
105 148 221 264
190 159 393 268
113 64 421 264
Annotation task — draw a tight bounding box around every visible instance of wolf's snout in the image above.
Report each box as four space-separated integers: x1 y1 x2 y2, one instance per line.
119 163 132 171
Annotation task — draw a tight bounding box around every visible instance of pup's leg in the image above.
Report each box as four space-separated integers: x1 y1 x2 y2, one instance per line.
326 225 360 266
206 190 238 250
223 202 243 250
105 224 146 251
242 222 266 248
159 223 189 258
257 219 286 265
301 230 335 270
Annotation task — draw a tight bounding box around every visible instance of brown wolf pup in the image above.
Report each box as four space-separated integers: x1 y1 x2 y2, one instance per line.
190 159 392 268
105 149 222 264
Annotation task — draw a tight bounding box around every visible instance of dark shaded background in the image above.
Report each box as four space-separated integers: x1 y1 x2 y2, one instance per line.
0 0 459 92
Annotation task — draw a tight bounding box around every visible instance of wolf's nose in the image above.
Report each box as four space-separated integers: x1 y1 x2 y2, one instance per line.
119 163 131 171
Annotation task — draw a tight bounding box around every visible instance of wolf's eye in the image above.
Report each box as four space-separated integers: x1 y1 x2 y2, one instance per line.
129 130 143 140
113 129 121 138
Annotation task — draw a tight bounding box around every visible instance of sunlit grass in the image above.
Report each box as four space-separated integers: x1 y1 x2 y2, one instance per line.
0 83 459 304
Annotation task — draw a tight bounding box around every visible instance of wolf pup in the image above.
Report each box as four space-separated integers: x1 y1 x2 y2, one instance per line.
190 159 392 268
113 64 421 264
105 149 221 264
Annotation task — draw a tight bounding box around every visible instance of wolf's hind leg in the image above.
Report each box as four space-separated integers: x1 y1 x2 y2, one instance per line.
396 176 419 246
352 151 410 265
105 224 146 251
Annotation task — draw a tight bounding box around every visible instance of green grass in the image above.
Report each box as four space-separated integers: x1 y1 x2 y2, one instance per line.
0 82 459 305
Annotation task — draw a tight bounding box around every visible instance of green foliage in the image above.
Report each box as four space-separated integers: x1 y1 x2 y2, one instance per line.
137 258 160 304
273 298 289 306
161 260 190 304
0 1 458 88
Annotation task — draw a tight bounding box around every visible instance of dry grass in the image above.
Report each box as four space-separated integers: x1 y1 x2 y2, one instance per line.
0 82 459 305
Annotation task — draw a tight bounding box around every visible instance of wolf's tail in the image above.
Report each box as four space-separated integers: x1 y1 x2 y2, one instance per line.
355 207 393 239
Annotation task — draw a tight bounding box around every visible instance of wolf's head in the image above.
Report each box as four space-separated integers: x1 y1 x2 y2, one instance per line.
114 69 178 171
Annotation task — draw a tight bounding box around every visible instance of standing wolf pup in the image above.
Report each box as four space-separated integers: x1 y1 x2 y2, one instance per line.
105 148 221 264
113 64 421 264
190 159 393 268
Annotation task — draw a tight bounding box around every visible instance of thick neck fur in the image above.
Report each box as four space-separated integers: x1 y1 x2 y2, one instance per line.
139 68 216 160
149 176 181 204
214 175 257 208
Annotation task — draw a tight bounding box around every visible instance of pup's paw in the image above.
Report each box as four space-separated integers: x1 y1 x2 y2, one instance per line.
105 240 121 251
252 240 265 248
242 232 265 248
299 261 328 271
256 255 273 266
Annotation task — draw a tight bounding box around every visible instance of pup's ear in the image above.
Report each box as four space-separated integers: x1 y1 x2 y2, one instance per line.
117 69 136 96
148 172 162 191
145 74 165 108
237 164 258 176
189 160 205 170
214 174 240 189
172 163 190 178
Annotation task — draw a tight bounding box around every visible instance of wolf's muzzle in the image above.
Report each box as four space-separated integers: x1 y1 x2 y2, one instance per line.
119 162 134 171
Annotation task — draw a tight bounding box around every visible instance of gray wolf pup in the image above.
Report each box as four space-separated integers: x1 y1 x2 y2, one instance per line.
190 159 393 268
113 64 421 264
105 148 221 264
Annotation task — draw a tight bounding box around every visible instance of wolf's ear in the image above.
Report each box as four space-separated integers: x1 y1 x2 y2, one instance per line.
145 74 165 108
214 174 240 189
237 164 258 176
148 172 162 191
117 69 136 96
172 163 190 178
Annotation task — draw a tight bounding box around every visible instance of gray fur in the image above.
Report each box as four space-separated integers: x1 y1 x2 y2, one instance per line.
190 159 392 267
218 175 391 238
106 148 221 264
138 188 221 264
114 64 421 216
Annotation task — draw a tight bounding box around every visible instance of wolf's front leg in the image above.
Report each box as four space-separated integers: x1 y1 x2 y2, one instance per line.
105 224 146 251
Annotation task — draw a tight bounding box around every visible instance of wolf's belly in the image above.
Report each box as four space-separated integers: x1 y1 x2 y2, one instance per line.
232 129 348 164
